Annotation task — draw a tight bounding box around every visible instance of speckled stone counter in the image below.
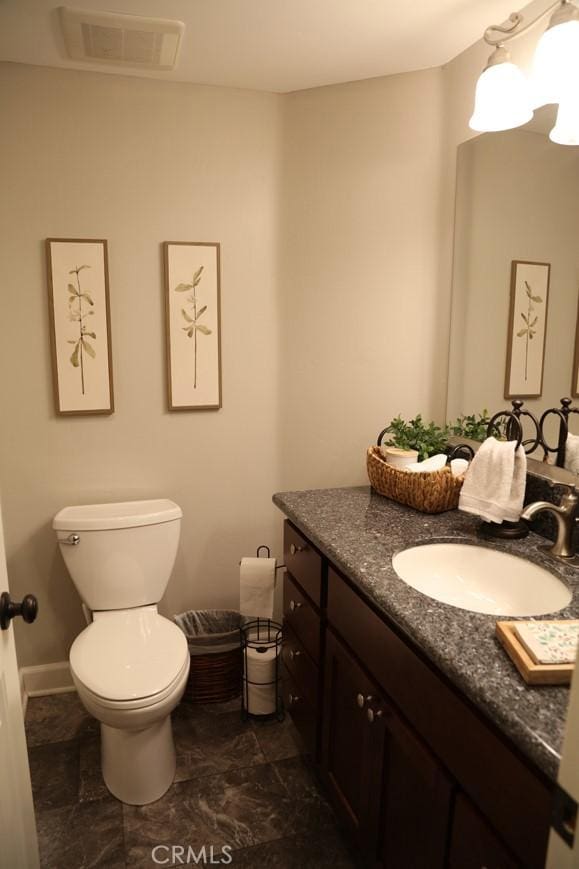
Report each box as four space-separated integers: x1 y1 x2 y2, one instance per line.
273 486 579 782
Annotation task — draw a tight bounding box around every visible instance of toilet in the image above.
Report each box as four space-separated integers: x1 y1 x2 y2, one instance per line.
53 499 190 806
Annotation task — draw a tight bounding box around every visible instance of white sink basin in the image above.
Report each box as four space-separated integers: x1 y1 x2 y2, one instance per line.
392 543 572 616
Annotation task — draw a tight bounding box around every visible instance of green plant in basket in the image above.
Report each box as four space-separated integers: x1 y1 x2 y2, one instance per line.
383 415 449 462
449 409 491 442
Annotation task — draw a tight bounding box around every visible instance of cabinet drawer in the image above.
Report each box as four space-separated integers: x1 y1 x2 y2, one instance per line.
284 521 322 607
282 625 319 709
327 566 550 869
284 573 321 663
283 665 317 756
449 794 520 869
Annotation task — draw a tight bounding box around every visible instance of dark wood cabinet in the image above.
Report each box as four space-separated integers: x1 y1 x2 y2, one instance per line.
281 520 552 869
322 629 385 856
378 703 453 869
448 794 521 869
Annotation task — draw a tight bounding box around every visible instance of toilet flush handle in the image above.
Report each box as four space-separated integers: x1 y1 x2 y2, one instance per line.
59 534 80 546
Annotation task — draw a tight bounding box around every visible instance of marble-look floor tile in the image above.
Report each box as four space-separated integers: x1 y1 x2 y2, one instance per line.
123 762 292 867
79 734 109 803
232 831 357 868
29 739 79 811
36 796 124 869
173 708 265 782
25 692 95 747
251 715 303 763
273 756 338 838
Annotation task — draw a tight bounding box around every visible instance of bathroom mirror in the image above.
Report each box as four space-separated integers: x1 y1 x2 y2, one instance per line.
446 105 579 471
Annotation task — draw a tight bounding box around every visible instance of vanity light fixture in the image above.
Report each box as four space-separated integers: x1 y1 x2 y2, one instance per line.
470 0 579 145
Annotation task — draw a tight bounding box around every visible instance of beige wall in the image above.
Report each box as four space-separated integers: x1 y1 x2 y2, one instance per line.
0 63 283 666
279 69 446 489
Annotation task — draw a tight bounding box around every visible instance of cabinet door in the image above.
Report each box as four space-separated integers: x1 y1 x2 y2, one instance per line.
322 629 385 854
448 793 521 869
377 705 453 869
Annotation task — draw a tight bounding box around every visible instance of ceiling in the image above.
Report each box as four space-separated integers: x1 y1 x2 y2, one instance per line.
0 0 520 93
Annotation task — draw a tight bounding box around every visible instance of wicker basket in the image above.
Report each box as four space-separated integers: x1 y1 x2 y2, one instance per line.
366 446 464 514
174 609 242 705
184 648 242 704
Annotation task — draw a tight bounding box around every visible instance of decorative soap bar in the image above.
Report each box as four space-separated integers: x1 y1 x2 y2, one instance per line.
514 621 579 665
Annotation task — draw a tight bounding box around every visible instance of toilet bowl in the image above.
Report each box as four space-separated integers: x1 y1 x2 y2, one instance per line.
53 499 188 805
70 605 190 805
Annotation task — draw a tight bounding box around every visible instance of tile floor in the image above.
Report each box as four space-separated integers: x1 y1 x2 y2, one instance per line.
26 693 356 869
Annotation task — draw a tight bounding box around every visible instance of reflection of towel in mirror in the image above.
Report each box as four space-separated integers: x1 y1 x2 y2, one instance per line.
458 436 527 524
564 433 579 475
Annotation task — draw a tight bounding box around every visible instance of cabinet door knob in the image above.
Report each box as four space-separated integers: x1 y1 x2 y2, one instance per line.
367 707 383 724
289 649 301 661
356 693 372 709
289 543 306 555
288 693 300 706
289 600 302 612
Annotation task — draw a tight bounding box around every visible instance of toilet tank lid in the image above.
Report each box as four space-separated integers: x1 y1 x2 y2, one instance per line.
53 499 182 531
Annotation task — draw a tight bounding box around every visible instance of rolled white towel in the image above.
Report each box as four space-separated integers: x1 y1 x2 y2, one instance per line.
564 432 579 476
458 436 527 524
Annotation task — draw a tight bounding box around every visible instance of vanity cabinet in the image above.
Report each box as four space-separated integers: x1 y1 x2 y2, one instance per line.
281 520 552 868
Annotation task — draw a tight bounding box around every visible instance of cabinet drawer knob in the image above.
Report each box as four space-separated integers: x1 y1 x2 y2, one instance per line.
289 543 306 555
367 707 383 724
288 693 300 706
356 693 373 709
289 600 302 612
289 649 301 661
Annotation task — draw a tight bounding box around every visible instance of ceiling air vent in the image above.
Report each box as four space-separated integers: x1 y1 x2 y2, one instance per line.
59 7 185 70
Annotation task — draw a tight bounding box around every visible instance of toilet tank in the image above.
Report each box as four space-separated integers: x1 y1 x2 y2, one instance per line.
53 499 182 611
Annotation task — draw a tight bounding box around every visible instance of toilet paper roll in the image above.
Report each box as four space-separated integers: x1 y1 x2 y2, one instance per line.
240 557 276 619
244 645 278 716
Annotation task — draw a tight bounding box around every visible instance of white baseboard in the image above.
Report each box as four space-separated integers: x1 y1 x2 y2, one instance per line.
20 661 75 711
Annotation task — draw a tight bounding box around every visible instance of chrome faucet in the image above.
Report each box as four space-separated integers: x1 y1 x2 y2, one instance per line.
521 488 579 559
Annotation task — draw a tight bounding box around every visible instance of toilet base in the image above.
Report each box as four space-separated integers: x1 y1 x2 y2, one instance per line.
101 715 176 805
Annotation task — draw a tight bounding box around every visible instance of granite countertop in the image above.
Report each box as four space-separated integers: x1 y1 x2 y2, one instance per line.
273 486 579 782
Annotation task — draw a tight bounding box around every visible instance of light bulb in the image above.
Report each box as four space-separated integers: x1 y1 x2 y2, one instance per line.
469 48 533 132
550 93 579 144
531 4 579 108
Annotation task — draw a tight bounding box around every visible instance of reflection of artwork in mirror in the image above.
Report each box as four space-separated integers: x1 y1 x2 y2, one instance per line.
572 294 579 399
505 260 550 399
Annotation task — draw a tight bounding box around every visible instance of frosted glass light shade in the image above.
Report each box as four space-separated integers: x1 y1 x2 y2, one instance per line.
531 18 579 108
469 62 533 132
550 95 579 145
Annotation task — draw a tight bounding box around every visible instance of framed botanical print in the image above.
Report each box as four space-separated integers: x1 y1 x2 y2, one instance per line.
504 260 551 399
163 241 222 411
46 238 114 415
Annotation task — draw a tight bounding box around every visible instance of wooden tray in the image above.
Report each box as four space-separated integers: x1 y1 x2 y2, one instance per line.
495 621 576 685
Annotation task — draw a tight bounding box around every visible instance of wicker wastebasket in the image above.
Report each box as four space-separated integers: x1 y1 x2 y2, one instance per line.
174 609 242 704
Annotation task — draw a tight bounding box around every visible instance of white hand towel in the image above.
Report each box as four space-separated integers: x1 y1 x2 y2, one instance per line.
458 436 527 524
564 432 579 475
240 557 276 619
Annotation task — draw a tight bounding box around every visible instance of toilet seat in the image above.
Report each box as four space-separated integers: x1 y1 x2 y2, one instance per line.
70 606 189 703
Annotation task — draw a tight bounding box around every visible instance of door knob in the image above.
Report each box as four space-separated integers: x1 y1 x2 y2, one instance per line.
289 649 301 661
356 693 373 709
367 707 383 724
288 693 300 706
289 600 302 612
0 592 38 630
289 543 306 555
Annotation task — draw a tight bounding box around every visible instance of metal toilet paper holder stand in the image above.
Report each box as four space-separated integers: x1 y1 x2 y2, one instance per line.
240 545 284 721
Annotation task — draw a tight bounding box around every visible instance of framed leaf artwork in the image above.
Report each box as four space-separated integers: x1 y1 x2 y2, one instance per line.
163 241 222 411
45 239 114 415
504 260 550 399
